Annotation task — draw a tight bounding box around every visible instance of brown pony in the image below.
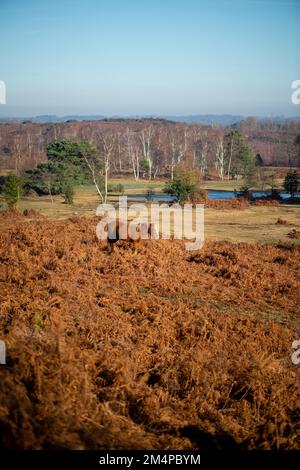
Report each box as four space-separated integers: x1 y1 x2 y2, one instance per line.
106 219 158 252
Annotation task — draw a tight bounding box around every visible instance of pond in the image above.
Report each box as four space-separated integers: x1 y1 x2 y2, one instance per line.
127 190 297 202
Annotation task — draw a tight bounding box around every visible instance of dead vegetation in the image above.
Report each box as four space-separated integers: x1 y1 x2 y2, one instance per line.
23 208 44 218
288 229 300 240
205 197 249 210
202 198 280 210
276 217 288 225
0 212 299 450
254 200 280 207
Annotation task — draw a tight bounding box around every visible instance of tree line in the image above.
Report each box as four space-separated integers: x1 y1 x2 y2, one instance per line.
0 119 299 176
1 135 299 210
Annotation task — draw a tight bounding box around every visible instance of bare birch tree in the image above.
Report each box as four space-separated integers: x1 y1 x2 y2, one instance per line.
98 132 115 202
12 133 23 174
125 128 140 180
78 142 105 202
140 126 153 180
168 127 187 180
215 138 226 180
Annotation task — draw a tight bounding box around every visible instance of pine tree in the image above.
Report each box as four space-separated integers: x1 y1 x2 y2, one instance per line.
284 171 300 197
2 173 24 210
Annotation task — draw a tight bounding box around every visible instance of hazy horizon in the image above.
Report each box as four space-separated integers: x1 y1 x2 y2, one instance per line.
1 112 300 120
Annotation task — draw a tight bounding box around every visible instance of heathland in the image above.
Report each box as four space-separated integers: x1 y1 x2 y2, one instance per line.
0 210 299 449
0 118 299 450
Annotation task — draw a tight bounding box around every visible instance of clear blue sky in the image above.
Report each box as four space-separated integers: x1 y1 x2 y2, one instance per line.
0 0 300 117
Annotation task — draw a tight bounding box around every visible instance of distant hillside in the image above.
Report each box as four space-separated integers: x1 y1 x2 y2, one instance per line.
0 114 299 126
34 115 106 122
164 114 244 126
